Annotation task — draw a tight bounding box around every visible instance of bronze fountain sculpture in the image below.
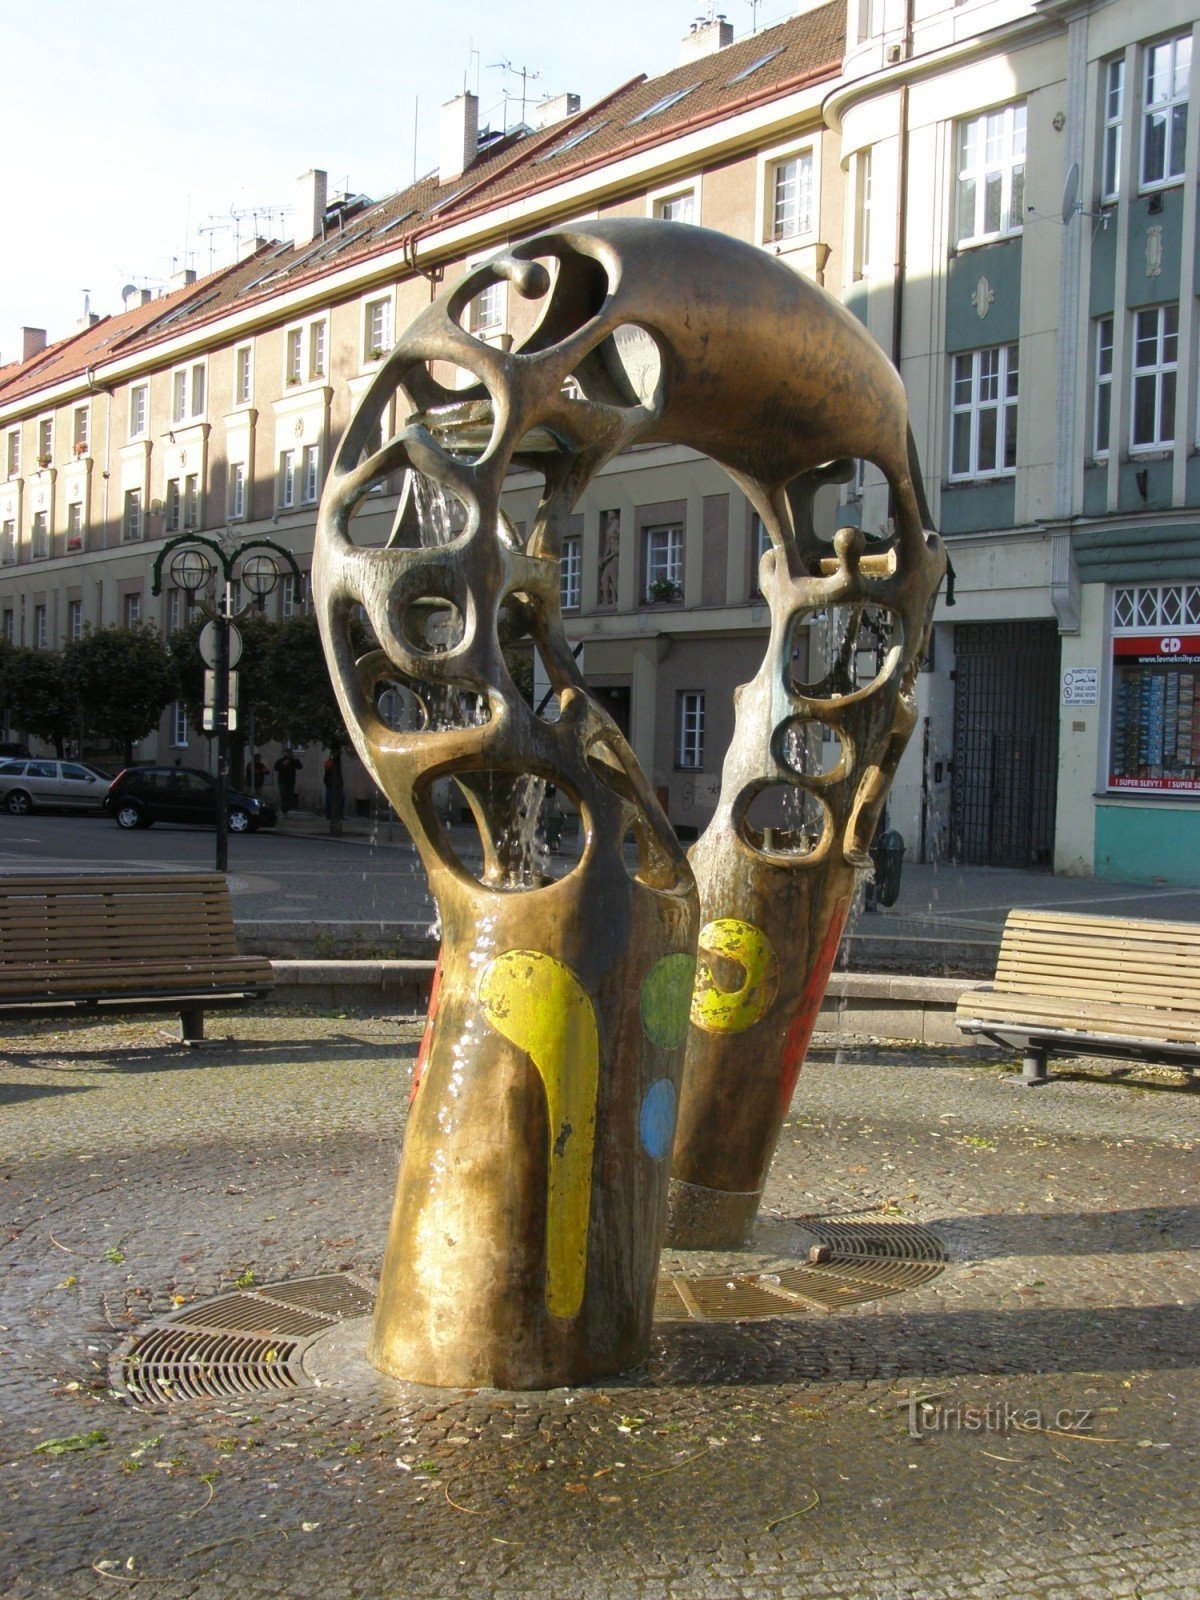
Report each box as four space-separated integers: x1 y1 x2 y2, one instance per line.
314 218 945 1388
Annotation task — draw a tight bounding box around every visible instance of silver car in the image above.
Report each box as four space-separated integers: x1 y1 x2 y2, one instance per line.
0 758 111 814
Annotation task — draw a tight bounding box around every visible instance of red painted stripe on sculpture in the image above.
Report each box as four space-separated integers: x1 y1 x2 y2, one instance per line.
410 953 443 1106
778 901 849 1111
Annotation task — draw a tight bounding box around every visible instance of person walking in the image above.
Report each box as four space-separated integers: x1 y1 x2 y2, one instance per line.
274 748 301 816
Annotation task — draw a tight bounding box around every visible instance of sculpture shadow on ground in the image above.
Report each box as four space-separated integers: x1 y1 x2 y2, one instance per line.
929 1205 1200 1260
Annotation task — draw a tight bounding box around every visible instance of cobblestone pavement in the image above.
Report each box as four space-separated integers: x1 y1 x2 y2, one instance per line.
2 1008 1198 1599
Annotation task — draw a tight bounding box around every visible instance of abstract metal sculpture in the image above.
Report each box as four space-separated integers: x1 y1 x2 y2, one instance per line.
314 218 944 1385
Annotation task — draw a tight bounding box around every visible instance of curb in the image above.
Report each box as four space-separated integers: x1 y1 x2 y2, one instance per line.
269 960 975 1043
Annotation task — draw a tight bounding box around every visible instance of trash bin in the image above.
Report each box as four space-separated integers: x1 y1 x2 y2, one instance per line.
870 828 905 907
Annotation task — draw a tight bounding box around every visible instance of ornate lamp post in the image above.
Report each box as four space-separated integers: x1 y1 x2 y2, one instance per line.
152 532 301 872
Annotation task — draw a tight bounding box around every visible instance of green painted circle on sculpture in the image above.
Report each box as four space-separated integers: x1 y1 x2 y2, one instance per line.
640 952 697 1049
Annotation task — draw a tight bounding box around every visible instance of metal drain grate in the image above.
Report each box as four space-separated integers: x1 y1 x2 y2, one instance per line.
112 1273 374 1409
117 1327 304 1406
655 1217 948 1321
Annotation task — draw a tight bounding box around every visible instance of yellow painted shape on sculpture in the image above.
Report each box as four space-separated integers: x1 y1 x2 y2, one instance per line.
690 917 780 1035
478 950 599 1321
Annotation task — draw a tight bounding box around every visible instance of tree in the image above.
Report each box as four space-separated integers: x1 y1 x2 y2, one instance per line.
167 608 277 778
259 614 363 835
62 625 177 767
0 647 75 757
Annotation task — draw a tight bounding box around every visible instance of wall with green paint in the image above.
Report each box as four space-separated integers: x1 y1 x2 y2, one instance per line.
1118 457 1174 515
1089 204 1117 318
1095 802 1200 886
1126 189 1184 310
940 479 1016 534
946 238 1021 352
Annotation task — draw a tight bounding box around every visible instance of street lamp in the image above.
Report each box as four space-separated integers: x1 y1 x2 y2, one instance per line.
153 531 302 873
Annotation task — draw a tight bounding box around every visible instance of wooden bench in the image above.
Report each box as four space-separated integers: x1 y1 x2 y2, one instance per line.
0 873 273 1043
955 908 1200 1084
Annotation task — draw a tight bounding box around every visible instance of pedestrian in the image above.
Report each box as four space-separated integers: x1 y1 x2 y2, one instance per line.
251 753 268 793
274 748 301 816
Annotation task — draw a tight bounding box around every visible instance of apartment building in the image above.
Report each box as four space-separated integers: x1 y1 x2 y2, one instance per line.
1 0 1197 882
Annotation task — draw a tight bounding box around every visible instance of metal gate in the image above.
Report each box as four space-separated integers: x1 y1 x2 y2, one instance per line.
950 620 1060 867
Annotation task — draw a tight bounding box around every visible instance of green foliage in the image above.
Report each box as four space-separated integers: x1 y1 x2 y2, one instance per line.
62 625 176 766
257 613 361 751
0 646 75 755
167 609 276 736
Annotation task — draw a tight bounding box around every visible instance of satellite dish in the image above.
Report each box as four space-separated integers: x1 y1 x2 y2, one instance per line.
1061 162 1080 224
120 283 137 307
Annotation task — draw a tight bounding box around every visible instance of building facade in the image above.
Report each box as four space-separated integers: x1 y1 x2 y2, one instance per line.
1 0 1197 881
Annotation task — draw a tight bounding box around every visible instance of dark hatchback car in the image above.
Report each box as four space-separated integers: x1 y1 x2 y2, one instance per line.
103 766 277 833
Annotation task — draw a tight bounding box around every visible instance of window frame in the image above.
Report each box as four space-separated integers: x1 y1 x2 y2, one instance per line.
170 360 206 425
560 534 581 611
1130 302 1178 451
233 343 253 406
300 444 320 506
954 101 1026 247
949 343 1020 481
1101 57 1124 202
5 429 20 478
66 501 84 553
228 461 246 521
770 149 815 242
1093 315 1114 459
128 384 148 440
31 509 49 560
278 449 297 511
122 487 144 543
1140 32 1191 192
363 296 393 362
677 690 706 771
643 522 684 602
67 599 83 642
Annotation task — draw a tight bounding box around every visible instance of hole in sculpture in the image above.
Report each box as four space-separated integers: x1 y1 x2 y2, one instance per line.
440 770 580 889
738 784 829 859
778 719 844 780
586 739 636 805
413 684 489 733
399 597 465 655
790 603 901 702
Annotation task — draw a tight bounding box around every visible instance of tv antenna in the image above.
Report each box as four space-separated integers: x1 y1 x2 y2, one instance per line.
488 57 541 128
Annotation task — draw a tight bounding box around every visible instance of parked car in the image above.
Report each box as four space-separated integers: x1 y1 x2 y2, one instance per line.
0 757 112 814
103 766 277 833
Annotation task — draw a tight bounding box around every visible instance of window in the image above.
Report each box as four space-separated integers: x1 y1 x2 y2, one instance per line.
31 511 48 559
278 450 297 510
561 535 581 610
129 384 148 439
183 473 199 530
171 362 205 423
750 513 771 595
37 417 52 465
1142 34 1190 189
165 478 181 533
949 344 1019 479
166 588 183 634
2 610 12 641
644 523 683 601
122 488 143 542
66 502 83 552
470 281 503 336
364 297 393 360
72 406 89 454
172 701 189 748
1131 303 1177 449
1102 58 1124 201
123 592 142 628
677 691 705 769
1094 316 1114 457
234 344 253 405
1109 583 1200 793
229 462 246 520
853 149 872 280
1 519 15 564
301 444 320 505
955 103 1026 245
655 191 694 223
771 151 813 240
309 320 326 380
68 599 82 641
281 572 309 618
5 430 19 477
33 605 47 649
285 328 303 384
629 86 697 125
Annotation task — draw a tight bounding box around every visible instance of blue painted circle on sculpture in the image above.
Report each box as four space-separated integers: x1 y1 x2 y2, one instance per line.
640 1078 678 1162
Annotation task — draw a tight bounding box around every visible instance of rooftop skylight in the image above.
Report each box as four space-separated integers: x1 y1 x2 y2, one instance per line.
627 85 697 125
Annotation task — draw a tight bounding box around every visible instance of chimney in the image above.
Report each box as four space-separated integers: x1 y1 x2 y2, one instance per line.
533 92 581 130
139 290 153 306
238 234 270 262
21 328 47 362
680 14 733 62
440 92 479 184
296 168 329 246
169 267 197 291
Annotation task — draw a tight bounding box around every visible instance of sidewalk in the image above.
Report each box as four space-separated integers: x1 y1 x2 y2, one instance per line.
1 1007 1197 1599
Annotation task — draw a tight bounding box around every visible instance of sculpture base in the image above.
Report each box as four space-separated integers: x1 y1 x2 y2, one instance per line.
665 1177 762 1249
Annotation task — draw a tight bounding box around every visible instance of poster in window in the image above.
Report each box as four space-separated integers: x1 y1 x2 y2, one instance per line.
1108 631 1200 793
